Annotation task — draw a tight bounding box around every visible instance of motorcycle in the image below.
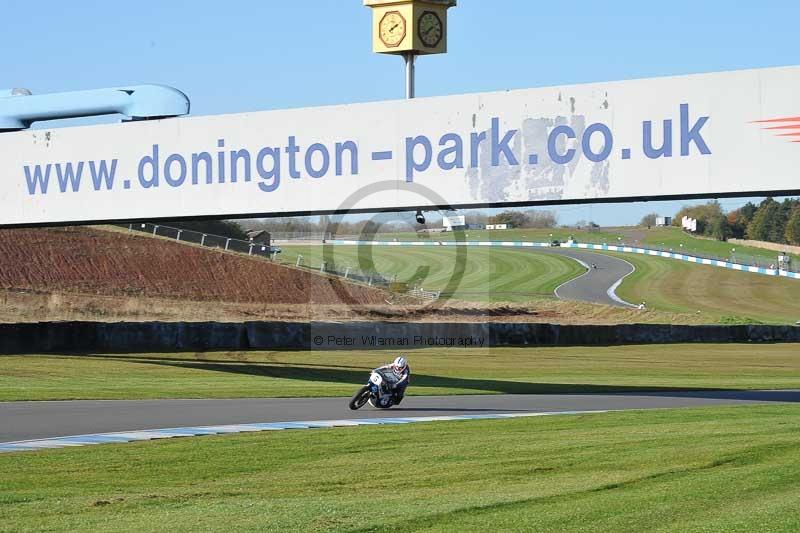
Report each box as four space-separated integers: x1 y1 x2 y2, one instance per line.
349 368 402 410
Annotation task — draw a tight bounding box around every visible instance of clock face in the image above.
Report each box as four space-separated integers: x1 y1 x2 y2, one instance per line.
418 11 443 48
379 11 406 48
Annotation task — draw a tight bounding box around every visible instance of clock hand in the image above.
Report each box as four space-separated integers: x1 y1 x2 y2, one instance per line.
390 23 399 32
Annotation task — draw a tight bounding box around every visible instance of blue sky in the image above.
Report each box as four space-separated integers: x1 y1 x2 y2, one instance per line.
2 0 798 225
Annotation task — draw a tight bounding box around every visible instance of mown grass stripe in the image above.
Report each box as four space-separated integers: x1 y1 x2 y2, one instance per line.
0 410 611 454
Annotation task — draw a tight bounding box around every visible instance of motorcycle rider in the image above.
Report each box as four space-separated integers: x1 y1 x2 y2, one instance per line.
375 356 410 405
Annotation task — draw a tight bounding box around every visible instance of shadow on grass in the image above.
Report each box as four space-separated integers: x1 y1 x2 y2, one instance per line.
50 353 800 401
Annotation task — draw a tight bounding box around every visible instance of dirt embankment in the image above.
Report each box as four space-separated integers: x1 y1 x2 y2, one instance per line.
0 227 708 325
0 227 388 306
0 287 706 325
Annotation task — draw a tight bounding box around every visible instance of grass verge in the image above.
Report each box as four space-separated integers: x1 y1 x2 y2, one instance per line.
361 225 800 266
281 239 798 321
280 245 585 302
2 344 800 401
1 405 799 531
608 252 800 324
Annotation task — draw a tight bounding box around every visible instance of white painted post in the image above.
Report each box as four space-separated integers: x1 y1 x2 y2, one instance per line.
225 238 231 251
152 225 158 236
344 267 350 279
248 244 253 255
201 234 206 246
296 255 303 267
176 230 182 241
320 262 326 273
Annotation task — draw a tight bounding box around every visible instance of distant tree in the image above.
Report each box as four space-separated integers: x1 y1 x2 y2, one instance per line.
768 204 790 243
740 202 758 223
360 220 382 238
639 213 658 227
785 208 800 245
726 209 747 239
318 215 332 232
777 199 800 241
731 199 795 242
524 210 558 228
709 213 731 241
673 201 725 236
242 216 319 234
747 198 782 242
168 220 248 240
467 211 490 225
240 215 415 238
490 210 529 228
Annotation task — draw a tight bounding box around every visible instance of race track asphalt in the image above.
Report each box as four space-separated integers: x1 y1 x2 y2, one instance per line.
542 248 636 307
2 390 798 443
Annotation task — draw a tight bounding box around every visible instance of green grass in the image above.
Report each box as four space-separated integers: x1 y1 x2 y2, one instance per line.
356 225 800 267
279 240 799 322
368 227 624 243
2 405 800 531
637 226 800 266
3 344 800 401
281 245 584 301
609 252 800 324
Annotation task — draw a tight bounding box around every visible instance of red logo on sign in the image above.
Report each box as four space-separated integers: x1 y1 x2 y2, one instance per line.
753 116 800 143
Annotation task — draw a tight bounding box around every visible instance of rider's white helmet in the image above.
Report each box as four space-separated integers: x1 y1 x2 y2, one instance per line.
392 356 408 373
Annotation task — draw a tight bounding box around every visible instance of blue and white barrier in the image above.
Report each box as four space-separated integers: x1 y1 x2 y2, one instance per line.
326 240 800 280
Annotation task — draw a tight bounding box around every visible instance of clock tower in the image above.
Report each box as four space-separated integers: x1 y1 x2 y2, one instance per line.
364 0 457 56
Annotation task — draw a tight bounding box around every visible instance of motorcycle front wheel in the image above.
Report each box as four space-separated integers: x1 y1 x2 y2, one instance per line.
348 386 371 410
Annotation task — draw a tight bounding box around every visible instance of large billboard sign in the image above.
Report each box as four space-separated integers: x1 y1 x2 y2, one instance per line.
2 65 800 227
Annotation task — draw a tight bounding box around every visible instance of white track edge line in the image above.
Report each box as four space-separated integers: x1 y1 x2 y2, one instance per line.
0 410 612 452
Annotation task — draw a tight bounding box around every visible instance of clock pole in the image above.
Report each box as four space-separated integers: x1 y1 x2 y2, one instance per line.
366 1 456 99
404 53 416 99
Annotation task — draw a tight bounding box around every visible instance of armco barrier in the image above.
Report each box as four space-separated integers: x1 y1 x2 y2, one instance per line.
327 240 800 279
1 322 799 354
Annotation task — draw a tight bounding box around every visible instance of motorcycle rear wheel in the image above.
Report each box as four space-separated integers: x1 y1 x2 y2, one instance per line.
348 386 371 410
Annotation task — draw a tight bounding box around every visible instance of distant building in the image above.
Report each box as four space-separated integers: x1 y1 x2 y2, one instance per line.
442 215 467 231
656 216 672 227
247 230 271 244
486 224 509 230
